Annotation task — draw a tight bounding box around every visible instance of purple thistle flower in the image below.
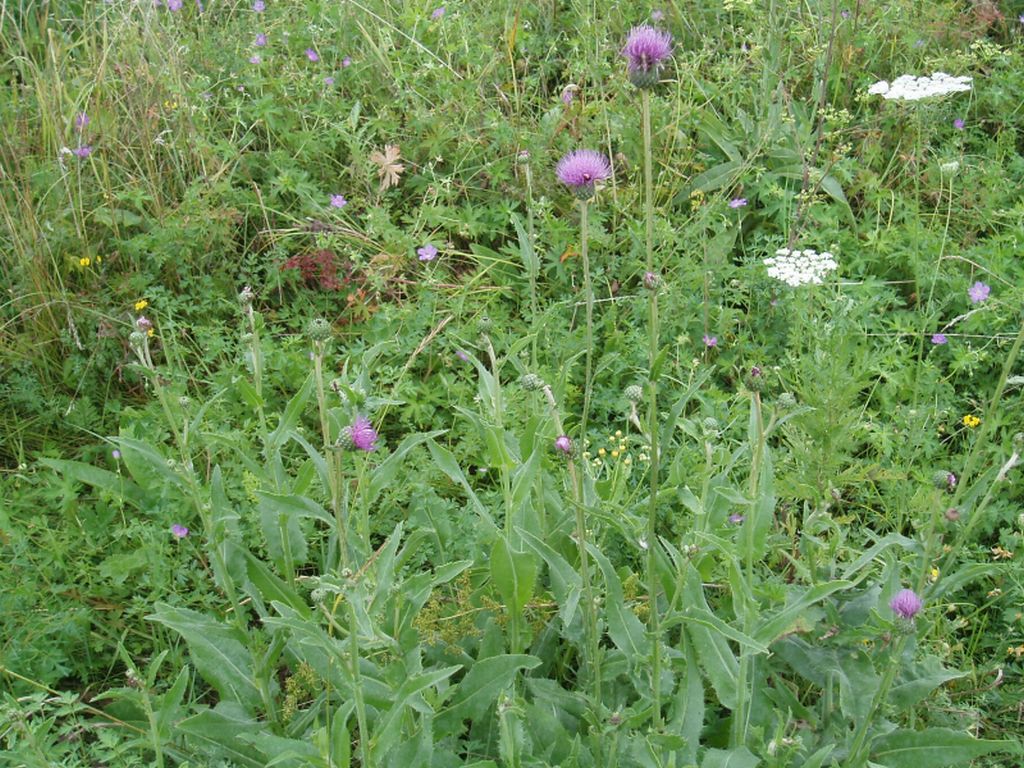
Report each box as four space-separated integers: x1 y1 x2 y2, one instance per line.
931 333 947 345
75 112 89 131
455 349 470 362
622 25 673 88
889 588 922 620
728 513 745 524
953 118 965 130
703 334 718 348
431 6 446 20
342 56 352 67
554 435 572 454
253 0 265 11
72 145 92 158
255 33 267 46
968 281 990 304
171 524 189 539
324 76 335 86
840 9 850 18
166 0 183 10
729 197 748 208
112 449 122 460
556 149 611 199
249 55 261 64
417 243 438 261
330 194 347 208
347 415 378 452
305 48 319 62
561 85 575 106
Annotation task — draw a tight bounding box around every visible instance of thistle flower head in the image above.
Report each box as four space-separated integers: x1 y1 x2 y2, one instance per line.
622 25 673 88
171 524 189 539
889 588 922 620
556 149 611 199
345 415 378 452
554 435 572 454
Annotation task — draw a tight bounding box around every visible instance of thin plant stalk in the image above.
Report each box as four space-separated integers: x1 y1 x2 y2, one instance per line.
641 87 664 729
543 385 602 732
579 199 594 444
848 634 910 766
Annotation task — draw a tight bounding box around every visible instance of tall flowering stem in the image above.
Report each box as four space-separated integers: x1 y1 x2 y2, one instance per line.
542 384 602 730
641 87 664 730
580 199 595 443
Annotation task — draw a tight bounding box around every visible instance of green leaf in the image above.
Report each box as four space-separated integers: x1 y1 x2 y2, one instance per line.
148 605 261 713
244 550 312 620
683 565 738 709
589 544 648 665
267 373 314 452
819 173 854 224
426 439 497 533
491 537 538 615
753 580 853 646
435 654 541 736
668 636 705 766
519 528 582 631
511 212 539 279
870 728 1019 768
256 492 312 574
39 458 148 509
889 656 966 709
367 430 446 507
701 746 761 768
178 703 264 767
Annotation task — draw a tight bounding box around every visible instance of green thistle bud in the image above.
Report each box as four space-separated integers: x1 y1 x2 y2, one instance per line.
306 318 332 342
624 384 643 403
520 373 545 391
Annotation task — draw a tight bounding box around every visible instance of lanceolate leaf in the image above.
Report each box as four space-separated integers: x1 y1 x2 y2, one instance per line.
870 728 1019 768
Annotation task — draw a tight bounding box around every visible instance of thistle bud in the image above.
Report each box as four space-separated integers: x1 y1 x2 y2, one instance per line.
239 285 255 306
306 317 332 342
624 384 643 403
520 373 546 391
642 271 661 291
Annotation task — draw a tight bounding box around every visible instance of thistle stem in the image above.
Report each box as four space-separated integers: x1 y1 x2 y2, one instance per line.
580 199 594 444
641 87 664 730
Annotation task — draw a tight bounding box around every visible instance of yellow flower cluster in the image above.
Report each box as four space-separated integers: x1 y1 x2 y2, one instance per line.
962 414 981 429
134 299 148 311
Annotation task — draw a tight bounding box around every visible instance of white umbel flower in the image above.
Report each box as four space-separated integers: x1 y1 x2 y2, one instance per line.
867 72 972 101
763 248 838 287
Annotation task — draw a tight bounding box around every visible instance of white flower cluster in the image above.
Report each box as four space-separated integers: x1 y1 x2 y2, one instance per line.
867 72 972 101
763 248 837 287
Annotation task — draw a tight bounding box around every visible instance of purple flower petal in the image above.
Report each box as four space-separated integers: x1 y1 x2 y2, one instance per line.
968 281 990 304
171 524 189 539
330 194 347 208
255 33 267 46
305 48 319 62
889 588 922 620
931 333 947 345
556 149 611 190
417 244 438 261
347 415 378 452
622 25 673 74
729 197 748 208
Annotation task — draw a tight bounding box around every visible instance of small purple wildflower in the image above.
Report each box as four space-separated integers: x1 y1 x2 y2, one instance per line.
330 194 347 208
622 25 673 87
342 56 352 67
72 145 92 158
729 197 748 208
889 588 922 620
431 6 446 20
347 415 378 452
195 0 204 11
255 33 267 46
840 9 850 18
554 435 572 454
249 55 261 64
703 334 718 348
166 0 183 10
556 149 611 198
728 513 745 524
324 76 335 86
112 449 122 460
946 472 957 489
136 316 153 332
953 118 965 130
561 85 575 106
252 0 265 11
968 281 990 304
651 9 664 21
1020 13 1024 25
931 333 947 345
75 112 89 131
417 244 438 262
455 349 470 362
171 524 190 539
305 48 319 62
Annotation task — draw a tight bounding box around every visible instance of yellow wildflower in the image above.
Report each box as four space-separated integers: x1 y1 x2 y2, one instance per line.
134 299 149 311
79 257 91 267
962 414 981 429
929 567 940 582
